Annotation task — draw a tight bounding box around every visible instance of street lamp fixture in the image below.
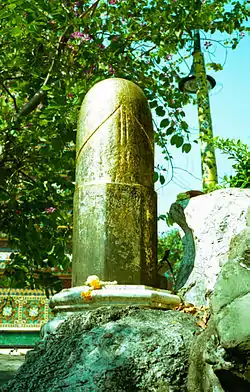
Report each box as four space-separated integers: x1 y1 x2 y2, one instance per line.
178 62 216 94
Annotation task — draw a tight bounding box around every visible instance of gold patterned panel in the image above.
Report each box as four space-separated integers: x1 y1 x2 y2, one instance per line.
0 289 52 331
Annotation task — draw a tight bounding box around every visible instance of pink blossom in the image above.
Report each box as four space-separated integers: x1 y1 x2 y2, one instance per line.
70 31 84 39
71 32 92 41
44 207 56 214
67 93 73 98
85 64 96 76
109 0 117 4
83 33 91 41
108 65 115 75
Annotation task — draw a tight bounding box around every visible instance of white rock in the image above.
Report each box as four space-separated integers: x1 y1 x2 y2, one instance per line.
181 188 250 306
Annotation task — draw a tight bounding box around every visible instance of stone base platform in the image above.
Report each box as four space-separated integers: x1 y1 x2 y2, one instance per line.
42 284 181 338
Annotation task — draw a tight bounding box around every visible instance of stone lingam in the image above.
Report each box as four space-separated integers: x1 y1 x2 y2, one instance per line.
43 78 181 336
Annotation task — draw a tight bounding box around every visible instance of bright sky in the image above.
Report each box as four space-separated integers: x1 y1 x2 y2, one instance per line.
156 33 250 233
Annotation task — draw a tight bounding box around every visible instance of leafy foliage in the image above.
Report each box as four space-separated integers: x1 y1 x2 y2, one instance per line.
213 137 250 188
158 229 184 288
0 0 249 292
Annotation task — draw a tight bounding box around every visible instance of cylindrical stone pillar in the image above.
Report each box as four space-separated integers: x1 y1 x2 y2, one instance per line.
72 78 157 287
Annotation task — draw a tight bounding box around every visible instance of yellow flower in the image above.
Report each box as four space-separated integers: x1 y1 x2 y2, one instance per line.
85 275 102 289
80 290 92 301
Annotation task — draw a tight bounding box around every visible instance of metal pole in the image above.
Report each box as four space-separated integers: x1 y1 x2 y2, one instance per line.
193 28 218 189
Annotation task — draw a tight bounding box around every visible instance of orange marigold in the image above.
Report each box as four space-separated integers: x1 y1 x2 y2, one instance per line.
81 290 92 301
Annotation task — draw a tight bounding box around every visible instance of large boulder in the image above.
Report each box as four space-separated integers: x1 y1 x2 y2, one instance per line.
1 307 199 392
171 188 250 306
187 224 250 392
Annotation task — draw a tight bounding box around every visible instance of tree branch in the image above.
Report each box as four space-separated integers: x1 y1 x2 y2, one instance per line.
79 0 100 19
18 90 46 118
173 166 202 181
0 80 18 113
19 170 36 184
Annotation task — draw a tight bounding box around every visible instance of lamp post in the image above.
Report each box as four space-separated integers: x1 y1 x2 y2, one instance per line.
179 28 218 189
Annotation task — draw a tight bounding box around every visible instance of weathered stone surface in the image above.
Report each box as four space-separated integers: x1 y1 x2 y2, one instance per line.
188 308 250 392
73 78 157 288
187 322 225 392
211 225 250 352
188 303 250 391
1 307 199 392
211 260 250 314
176 188 250 306
215 292 250 351
187 225 250 392
228 225 250 267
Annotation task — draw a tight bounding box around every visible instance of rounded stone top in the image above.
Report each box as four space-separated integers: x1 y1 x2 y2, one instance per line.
76 78 154 186
82 77 149 108
77 78 153 148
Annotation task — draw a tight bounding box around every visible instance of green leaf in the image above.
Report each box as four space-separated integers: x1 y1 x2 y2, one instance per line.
207 62 223 72
158 214 167 221
48 245 55 255
180 121 189 132
166 127 174 136
159 175 165 185
150 100 158 108
170 135 184 148
11 27 22 36
156 106 165 117
176 136 184 148
153 172 159 183
160 118 170 128
182 143 191 153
